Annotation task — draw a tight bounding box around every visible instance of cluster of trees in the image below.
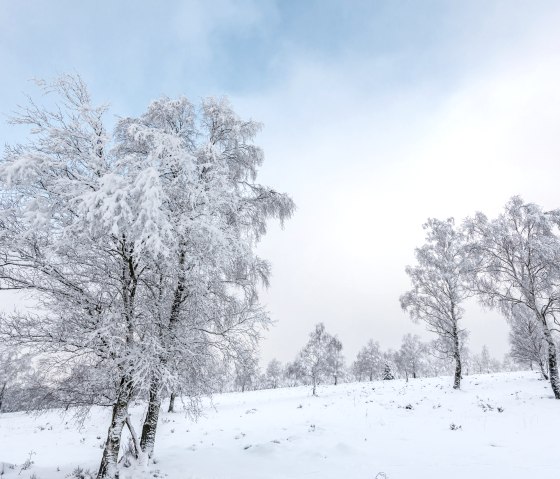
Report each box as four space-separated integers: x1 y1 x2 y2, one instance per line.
0 76 294 478
226 326 510 396
401 198 560 398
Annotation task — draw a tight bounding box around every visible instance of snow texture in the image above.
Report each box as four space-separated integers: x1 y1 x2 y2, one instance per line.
0 371 556 479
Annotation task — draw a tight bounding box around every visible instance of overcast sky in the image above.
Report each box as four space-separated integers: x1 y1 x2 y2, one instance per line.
2 0 560 365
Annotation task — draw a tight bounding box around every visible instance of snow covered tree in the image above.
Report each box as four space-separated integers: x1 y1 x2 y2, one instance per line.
326 336 344 385
352 340 383 381
234 350 260 393
0 76 294 476
298 323 336 395
284 359 307 387
382 363 394 380
0 76 149 478
507 305 549 379
400 218 471 389
465 196 560 399
0 345 30 412
265 359 283 389
423 345 455 377
480 345 492 374
395 334 427 381
122 95 293 458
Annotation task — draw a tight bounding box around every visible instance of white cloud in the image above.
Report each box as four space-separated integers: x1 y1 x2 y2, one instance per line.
244 27 560 364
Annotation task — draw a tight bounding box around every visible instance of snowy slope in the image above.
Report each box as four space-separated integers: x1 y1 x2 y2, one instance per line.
0 371 556 479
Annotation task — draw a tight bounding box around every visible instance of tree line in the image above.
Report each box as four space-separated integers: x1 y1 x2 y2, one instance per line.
223 326 515 395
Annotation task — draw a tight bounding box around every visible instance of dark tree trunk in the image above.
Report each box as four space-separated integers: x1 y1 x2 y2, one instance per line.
168 392 176 413
451 309 462 390
453 353 462 389
138 250 186 456
539 314 560 399
97 377 134 479
140 376 163 459
0 381 6 412
453 330 462 390
539 361 549 380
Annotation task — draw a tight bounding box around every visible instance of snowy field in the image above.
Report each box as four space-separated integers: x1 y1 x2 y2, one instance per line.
0 371 556 479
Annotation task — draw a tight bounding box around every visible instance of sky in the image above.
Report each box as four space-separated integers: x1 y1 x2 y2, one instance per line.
2 0 560 365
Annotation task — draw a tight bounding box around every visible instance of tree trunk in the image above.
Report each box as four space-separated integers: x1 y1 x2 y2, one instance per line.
539 315 560 399
97 378 133 479
140 376 162 459
138 250 186 456
168 392 176 413
453 330 462 390
539 361 549 380
334 375 338 386
0 381 6 412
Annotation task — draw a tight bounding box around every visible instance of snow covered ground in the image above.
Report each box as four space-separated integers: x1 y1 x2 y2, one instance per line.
0 371 557 479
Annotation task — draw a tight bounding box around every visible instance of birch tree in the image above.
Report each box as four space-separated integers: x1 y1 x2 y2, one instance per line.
326 336 344 385
352 340 383 381
465 196 560 398
508 305 549 378
298 323 336 395
395 334 427 380
400 218 470 389
0 76 151 478
0 76 294 476
265 359 283 389
115 96 293 459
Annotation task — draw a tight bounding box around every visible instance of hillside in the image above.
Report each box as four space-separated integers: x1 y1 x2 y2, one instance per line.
0 371 556 478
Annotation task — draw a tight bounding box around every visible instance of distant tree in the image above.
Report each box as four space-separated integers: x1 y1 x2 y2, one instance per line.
298 323 336 395
382 349 398 379
326 336 345 385
284 359 307 387
424 345 455 377
382 363 395 380
234 351 260 393
0 345 30 412
480 345 492 373
471 345 502 374
352 340 383 381
265 359 283 389
466 197 560 399
401 218 471 389
501 354 517 373
507 305 549 379
395 334 427 380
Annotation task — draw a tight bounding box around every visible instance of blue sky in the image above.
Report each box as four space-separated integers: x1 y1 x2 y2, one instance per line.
2 1 560 363
3 1 552 115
